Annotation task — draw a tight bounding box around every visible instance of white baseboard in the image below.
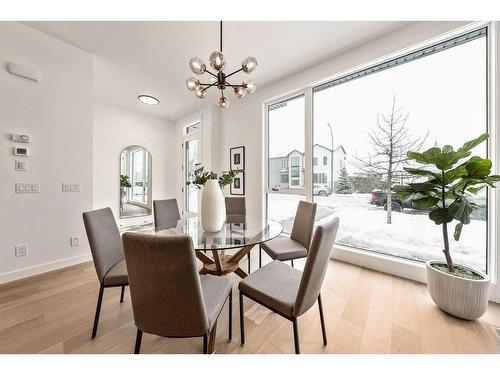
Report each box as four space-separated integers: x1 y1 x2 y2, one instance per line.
0 253 92 285
331 244 427 284
331 245 499 303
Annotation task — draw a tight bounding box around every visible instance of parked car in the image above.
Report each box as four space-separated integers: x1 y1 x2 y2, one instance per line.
370 189 405 212
313 183 331 196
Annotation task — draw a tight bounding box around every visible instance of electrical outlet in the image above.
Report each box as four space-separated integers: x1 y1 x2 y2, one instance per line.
70 237 80 247
15 244 28 257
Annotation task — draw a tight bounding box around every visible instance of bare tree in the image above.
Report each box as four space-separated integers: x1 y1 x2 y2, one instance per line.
353 95 428 224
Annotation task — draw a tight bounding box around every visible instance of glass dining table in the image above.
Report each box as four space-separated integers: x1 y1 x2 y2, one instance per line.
124 214 283 278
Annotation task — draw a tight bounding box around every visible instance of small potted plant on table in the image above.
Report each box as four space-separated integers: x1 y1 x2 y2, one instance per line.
395 133 500 320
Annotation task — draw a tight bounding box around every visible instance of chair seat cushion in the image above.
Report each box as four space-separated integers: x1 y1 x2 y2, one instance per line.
238 260 302 317
261 236 308 261
103 259 128 286
200 275 232 328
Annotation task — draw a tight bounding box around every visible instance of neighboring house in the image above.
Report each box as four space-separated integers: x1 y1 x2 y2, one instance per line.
268 144 346 189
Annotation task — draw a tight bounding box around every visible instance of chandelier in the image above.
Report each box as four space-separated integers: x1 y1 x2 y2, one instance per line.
185 21 258 109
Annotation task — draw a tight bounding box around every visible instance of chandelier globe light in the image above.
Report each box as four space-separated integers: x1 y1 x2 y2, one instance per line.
186 21 258 108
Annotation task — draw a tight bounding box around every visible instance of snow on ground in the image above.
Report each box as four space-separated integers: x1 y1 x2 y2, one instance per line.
268 193 487 272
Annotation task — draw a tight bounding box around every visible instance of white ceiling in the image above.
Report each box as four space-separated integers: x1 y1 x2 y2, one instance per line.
24 21 411 121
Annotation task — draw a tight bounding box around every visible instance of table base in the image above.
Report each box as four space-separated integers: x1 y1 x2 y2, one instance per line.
196 244 255 278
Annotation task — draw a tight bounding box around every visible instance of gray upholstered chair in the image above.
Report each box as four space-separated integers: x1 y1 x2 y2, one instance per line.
225 197 250 272
260 200 317 268
239 217 339 354
153 198 181 229
82 207 128 339
122 232 233 354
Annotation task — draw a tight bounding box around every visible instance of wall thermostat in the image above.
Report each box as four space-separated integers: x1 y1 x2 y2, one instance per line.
12 134 30 143
13 147 29 156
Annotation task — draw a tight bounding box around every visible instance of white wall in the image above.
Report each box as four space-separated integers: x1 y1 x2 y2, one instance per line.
0 22 179 283
0 22 93 282
215 21 470 219
93 101 177 227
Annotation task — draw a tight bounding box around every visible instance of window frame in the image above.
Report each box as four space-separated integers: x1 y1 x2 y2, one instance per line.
183 121 202 214
263 22 497 295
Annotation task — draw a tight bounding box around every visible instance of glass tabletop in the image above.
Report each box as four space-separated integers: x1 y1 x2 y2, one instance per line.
131 215 282 251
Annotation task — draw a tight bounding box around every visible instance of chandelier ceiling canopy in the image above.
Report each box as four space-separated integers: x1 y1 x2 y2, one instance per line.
185 21 258 109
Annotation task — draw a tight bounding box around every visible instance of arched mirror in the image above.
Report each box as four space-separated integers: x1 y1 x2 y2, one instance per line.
119 145 152 219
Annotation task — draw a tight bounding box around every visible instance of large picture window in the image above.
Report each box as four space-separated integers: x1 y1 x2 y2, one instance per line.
266 27 489 272
313 28 488 271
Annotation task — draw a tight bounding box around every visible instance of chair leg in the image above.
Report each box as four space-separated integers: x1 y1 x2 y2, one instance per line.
91 283 104 339
228 291 233 341
247 253 251 273
239 291 245 345
318 293 327 345
208 321 218 354
120 285 125 303
203 332 208 354
134 329 143 354
291 259 294 267
292 318 300 354
259 245 262 268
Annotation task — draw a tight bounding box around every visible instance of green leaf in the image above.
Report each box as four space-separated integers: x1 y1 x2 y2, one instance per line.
429 208 453 225
443 163 467 184
407 151 432 165
412 196 440 209
454 223 463 241
420 147 469 170
448 198 472 224
407 182 438 192
457 133 489 154
421 147 451 169
466 185 486 194
403 167 441 180
442 145 454 153
465 156 492 178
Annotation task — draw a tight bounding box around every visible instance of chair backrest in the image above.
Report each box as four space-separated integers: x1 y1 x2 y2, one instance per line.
82 207 124 283
290 200 317 249
225 197 246 216
122 232 209 337
153 198 180 229
293 217 340 317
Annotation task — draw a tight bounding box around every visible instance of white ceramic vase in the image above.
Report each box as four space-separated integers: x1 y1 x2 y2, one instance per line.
201 179 226 232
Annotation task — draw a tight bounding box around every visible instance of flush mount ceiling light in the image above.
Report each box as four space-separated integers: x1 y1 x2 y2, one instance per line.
186 21 258 109
138 95 159 105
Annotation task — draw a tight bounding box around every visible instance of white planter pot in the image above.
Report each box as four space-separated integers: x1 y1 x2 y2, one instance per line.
200 179 226 232
426 260 490 320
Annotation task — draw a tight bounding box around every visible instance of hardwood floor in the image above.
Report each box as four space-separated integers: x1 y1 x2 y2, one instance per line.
1 254 499 354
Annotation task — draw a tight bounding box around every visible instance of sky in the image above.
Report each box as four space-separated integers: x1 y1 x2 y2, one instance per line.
268 37 487 171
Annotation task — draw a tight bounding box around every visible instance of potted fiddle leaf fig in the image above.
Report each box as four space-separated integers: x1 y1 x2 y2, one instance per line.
395 133 500 320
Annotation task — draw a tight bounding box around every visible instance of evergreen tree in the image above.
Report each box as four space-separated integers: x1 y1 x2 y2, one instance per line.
335 167 353 194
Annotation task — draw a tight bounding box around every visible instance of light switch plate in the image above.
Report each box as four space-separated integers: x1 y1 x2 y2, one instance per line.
62 183 80 192
15 159 27 172
15 183 40 193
